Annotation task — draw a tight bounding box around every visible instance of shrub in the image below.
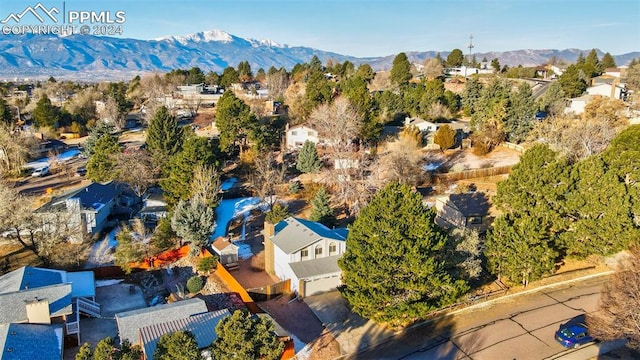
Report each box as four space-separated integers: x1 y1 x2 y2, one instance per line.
197 256 217 273
288 181 301 194
186 276 204 293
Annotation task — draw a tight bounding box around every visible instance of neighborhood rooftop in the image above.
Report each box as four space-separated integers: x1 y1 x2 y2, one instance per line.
115 298 209 344
289 255 343 279
0 284 72 324
37 181 122 212
0 323 63 360
272 217 346 254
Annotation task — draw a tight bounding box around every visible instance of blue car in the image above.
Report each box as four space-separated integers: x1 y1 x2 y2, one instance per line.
555 315 594 348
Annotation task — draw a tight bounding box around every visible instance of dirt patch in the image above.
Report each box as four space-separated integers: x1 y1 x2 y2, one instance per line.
259 295 324 344
307 329 341 360
0 240 42 273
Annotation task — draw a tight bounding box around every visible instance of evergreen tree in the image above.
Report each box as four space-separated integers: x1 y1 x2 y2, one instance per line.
32 95 60 128
446 49 464 67
114 228 143 274
160 132 219 205
537 81 566 116
145 106 183 171
309 186 334 226
339 182 468 324
296 140 322 173
215 91 254 153
485 212 558 286
212 310 284 360
93 337 115 360
461 76 483 116
491 58 501 73
303 70 333 117
154 331 200 360
265 203 290 224
74 343 92 360
309 55 324 72
171 198 215 255
220 66 239 87
561 156 638 258
355 64 375 83
86 134 121 183
600 52 617 69
0 97 13 124
83 121 117 157
434 124 456 150
237 61 253 81
558 64 588 98
583 49 603 78
390 52 412 87
505 82 535 143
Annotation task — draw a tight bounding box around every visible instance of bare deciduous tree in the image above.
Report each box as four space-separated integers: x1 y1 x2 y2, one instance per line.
372 128 425 186
249 152 286 211
115 150 158 200
588 246 640 350
309 96 362 155
423 58 444 80
0 124 37 177
191 164 221 208
266 69 290 100
101 97 126 130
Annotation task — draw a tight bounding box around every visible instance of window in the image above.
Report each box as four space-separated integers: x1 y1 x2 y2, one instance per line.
308 131 315 136
300 249 308 258
469 216 482 225
291 130 298 136
329 242 337 255
315 245 323 257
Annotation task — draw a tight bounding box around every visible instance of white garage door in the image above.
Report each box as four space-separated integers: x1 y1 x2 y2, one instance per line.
301 275 341 298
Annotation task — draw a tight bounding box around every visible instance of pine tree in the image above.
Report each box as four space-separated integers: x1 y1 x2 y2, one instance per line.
296 140 322 173
86 134 121 183
309 186 334 226
600 52 617 69
390 52 412 87
93 337 115 360
114 228 143 274
338 182 469 325
145 106 183 170
32 95 60 128
265 203 290 224
171 198 215 255
154 331 200 360
505 82 535 143
215 91 254 153
485 213 558 286
0 97 13 124
212 310 284 360
83 121 117 157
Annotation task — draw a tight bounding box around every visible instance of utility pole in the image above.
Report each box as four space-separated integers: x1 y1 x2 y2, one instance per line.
465 34 474 78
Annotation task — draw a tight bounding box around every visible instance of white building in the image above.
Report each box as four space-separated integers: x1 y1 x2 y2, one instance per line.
285 125 324 149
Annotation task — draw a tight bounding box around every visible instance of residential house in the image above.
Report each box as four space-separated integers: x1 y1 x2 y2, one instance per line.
263 217 348 298
564 94 594 115
0 323 63 360
434 192 491 233
404 117 440 133
604 67 628 78
444 65 493 77
285 125 324 149
0 266 100 351
211 237 239 265
138 309 230 360
37 182 125 242
550 65 565 78
586 82 628 101
115 298 209 346
137 190 168 227
177 84 205 97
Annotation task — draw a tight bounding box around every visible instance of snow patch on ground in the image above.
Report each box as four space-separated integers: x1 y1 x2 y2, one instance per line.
220 177 237 191
85 227 120 268
210 197 265 240
423 162 442 171
292 333 311 359
235 242 253 260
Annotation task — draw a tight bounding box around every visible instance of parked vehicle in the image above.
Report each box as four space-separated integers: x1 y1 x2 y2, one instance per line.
31 166 49 177
75 166 87 177
555 315 594 348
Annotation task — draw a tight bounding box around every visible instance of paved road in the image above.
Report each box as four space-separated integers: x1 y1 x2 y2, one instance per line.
346 276 611 360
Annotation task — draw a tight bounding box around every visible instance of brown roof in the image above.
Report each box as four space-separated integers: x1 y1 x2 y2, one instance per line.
211 237 235 251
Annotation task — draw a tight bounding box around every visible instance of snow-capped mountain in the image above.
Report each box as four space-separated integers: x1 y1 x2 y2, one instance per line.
0 30 637 81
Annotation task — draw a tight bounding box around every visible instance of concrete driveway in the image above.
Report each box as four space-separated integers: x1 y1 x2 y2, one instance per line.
304 291 394 355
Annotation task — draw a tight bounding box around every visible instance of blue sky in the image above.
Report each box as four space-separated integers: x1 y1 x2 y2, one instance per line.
2 0 639 57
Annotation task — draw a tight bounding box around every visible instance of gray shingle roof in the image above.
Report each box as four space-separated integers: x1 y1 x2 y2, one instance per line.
447 193 490 217
0 284 72 324
289 255 343 280
271 217 346 254
0 323 63 360
0 267 63 294
139 309 230 360
115 298 208 345
37 181 122 212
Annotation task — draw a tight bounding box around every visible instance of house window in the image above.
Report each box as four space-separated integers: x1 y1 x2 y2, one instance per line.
308 131 315 136
315 245 323 257
329 242 337 255
468 216 482 225
300 249 308 259
291 130 298 136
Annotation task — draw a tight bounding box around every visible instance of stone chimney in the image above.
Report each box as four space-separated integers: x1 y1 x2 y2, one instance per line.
263 221 275 276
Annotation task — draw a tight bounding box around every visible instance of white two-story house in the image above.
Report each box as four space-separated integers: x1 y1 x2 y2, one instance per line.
285 125 325 149
263 217 347 298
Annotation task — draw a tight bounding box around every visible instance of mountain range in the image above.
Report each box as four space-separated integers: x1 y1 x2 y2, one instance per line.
0 30 637 81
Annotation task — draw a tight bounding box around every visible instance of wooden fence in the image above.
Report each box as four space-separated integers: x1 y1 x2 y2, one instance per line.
433 165 513 183
214 262 260 313
247 279 291 302
499 142 525 153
